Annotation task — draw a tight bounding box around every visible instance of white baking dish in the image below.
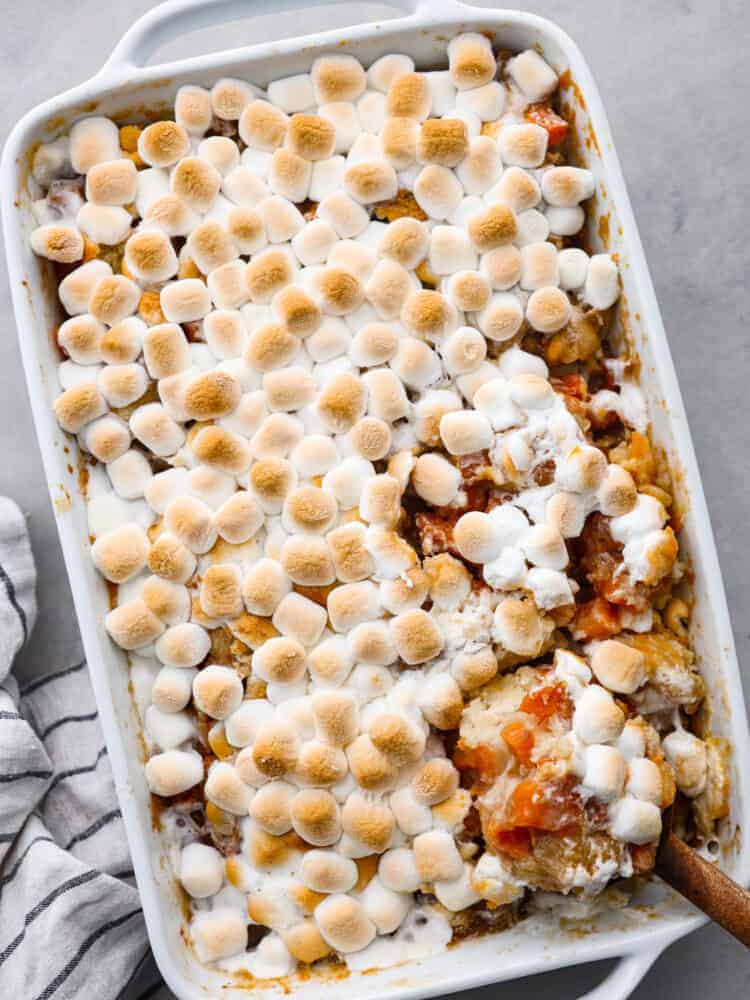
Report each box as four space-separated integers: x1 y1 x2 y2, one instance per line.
2 1 749 997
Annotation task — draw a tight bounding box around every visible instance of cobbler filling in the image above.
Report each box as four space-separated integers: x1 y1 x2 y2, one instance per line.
29 35 729 979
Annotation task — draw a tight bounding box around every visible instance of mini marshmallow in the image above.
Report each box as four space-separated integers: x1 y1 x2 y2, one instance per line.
307 155 346 203
327 580 381 633
164 495 217 553
300 850 357 894
312 54 366 104
318 102 361 155
267 148 311 203
390 786 432 838
186 465 234 510
86 158 137 206
91 523 149 583
546 204 585 236
290 434 339 478
521 523 568 570
245 322 298 373
356 90 386 134
82 414 131 463
414 165 463 221
160 279 212 324
58 315 105 365
257 195 304 245
291 219 338 266
200 563 244 619
590 640 646 694
386 72 431 122
145 704 195 751
141 323 188 380
191 908 247 964
412 453 461 506
222 164 270 208
451 646 498 691
145 193 200 237
30 223 83 263
526 286 571 333
479 246 521 292
154 621 210 668
584 254 620 310
273 592 327 647
106 598 165 650
417 118 469 168
129 403 184 457
520 241 559 290
493 597 543 657
193 665 244 721
626 757 663 806
263 367 315 412
291 788 341 846
69 116 120 174
428 226 477 276
198 136 240 176
360 876 410 934
288 113 336 161
58 259 112 316
325 521 375 584
211 77 255 120
558 247 590 290
98 316 145 366
205 761 253 815
447 33 496 91
180 842 224 899
455 135 501 195
137 120 190 168
390 608 444 665
152 665 197 713
380 116 418 171
556 444 608 493
542 166 595 207
175 85 212 135
367 52 414 92
468 204 518 254
341 792 395 853
97 363 148 407
88 274 140 325
507 49 558 101
454 510 503 564
171 156 222 213
439 409 492 455
413 829 463 882
573 685 625 745
145 749 203 796
609 796 662 845
456 80 505 120
581 744 627 802
186 221 238 275
239 100 288 153
498 123 548 168
241 557 291 617
401 288 455 340
441 326 487 376
662 730 708 798
412 758 459 806
315 894 375 953
389 338 441 392
349 321 399 367
349 619 399 665
344 161 398 205
317 192 369 239
546 491 586 538
106 449 152 499
378 216 428 269
124 228 179 285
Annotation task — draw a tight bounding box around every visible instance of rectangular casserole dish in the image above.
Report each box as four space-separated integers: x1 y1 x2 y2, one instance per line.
3 1 749 998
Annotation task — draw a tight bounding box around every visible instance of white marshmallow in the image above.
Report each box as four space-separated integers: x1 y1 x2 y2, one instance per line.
498 123 548 169
180 842 224 898
309 156 348 202
151 665 197 713
107 449 153 500
573 685 625 745
584 254 620 310
507 49 558 101
558 247 589 290
545 204 585 236
367 54 415 93
609 796 662 845
69 116 120 174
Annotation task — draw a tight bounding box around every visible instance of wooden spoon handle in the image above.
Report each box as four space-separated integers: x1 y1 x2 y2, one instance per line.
656 832 750 947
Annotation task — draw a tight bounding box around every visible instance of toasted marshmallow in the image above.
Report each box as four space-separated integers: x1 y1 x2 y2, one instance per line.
625 757 663 806
29 223 83 263
106 598 165 650
507 49 558 101
324 521 375 584
286 113 335 161
154 621 210 668
236 100 287 154
414 165 463 221
273 592 327 647
196 136 239 177
144 193 200 238
315 894 375 953
344 161 398 205
210 77 255 120
349 620 398 665
453 511 502 564
256 195 304 245
307 637 354 689
91 523 149 583
390 786 432 837
378 847 421 894
479 245 521 292
288 435 338 479
468 204 518 254
251 636 306 687
439 409 492 455
82 414 131 463
363 709 421 766
315 193 368 243
413 829 463 882
428 226 477 277
521 523 568 570
58 259 111 317
315 372 366 432
183 369 241 420
662 730 708 798
245 247 296 303
57 315 105 365
412 758 459 806
191 908 247 963
124 228 179 285
144 468 188 514
489 167 541 216
263 367 315 413
584 254 619 310
141 575 191 626
88 275 140 327
498 123 548 169
445 270 491 313
145 748 203 796
200 563 244 619
347 417 391 463
360 876 410 934
447 33 496 91
159 279 211 324
367 52 414 92
379 116 418 171
248 457 297 515
573 685 625 745
164 495 217 553
186 465 234 510
170 156 221 213
580 743 627 802
440 327 486 376
400 289 454 340
185 221 237 275
317 102 361 155
244 322 298 373
68 116 120 174
526 286 571 333
411 453 461 507
130 402 185 456
213 492 263 544
201 310 245 359
493 597 543 656
97 363 148 407
152 665 197 712
98 316 145 365
137 120 190 169
389 338 441 392
320 457 373 512
451 646 498 691
85 157 137 206
453 135 500 195
141 323 188 379
225 208 266 257
341 792 394 852
174 84 212 136
327 581 380 633
417 118 469 168
247 779 295 834
266 148 311 203
222 164 270 208
280 533 335 587
106 449 152 499
290 220 336 268
520 241 559 291
312 54 366 104
545 491 585 539
205 760 253 815
311 688 359 745
193 664 244 720
180 842 224 899
300 850 357 894
386 73 431 121
281 484 337 535
609 796 662 845
556 444 607 493
590 640 646 694
542 166 595 208
241 557 291 616
390 608 444 665
289 788 341 846
377 216 428 270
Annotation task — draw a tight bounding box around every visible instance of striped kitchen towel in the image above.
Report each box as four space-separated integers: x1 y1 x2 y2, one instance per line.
0 496 173 999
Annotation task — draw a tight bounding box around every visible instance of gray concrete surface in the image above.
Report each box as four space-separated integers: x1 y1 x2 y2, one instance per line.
1 0 748 996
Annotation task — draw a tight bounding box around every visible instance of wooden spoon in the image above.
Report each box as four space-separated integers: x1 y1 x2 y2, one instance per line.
655 806 750 947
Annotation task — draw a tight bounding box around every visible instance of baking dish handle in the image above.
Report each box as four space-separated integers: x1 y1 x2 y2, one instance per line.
97 0 424 78
576 945 664 1000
